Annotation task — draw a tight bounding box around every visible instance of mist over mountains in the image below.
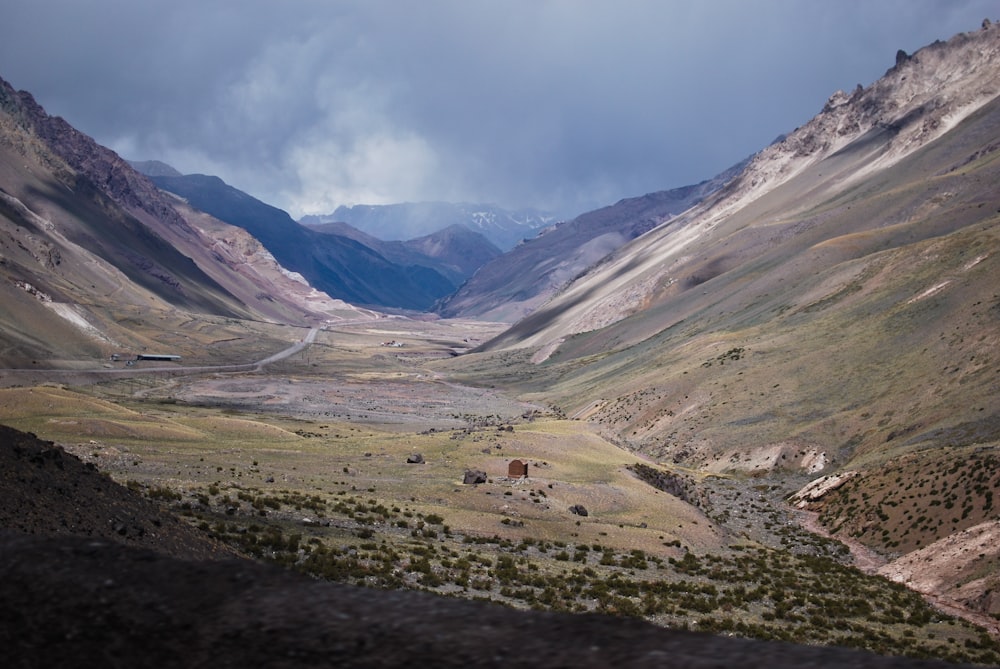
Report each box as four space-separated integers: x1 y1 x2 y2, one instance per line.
302 201 556 251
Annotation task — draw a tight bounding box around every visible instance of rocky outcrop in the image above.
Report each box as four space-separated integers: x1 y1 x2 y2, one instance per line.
463 469 488 484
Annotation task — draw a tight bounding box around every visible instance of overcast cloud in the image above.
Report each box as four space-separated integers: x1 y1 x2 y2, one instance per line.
1 1 996 220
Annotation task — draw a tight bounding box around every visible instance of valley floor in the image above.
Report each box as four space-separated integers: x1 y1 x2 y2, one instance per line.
2 316 998 665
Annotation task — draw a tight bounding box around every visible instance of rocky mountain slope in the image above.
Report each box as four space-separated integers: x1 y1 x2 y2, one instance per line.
483 22 1000 352
302 201 555 251
303 220 501 287
151 174 457 311
437 162 746 322
448 21 1000 619
0 75 374 366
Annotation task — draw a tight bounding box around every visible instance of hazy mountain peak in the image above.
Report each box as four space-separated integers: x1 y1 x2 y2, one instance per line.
301 201 556 251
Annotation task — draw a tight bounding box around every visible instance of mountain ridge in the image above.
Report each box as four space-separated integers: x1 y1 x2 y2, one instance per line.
308 220 501 285
436 160 748 322
302 201 556 251
481 20 1000 351
0 74 379 365
151 173 457 310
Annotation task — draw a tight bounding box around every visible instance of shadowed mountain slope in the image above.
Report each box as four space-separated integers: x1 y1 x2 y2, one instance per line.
0 79 246 318
152 174 455 310
0 424 234 560
307 220 501 286
0 75 377 365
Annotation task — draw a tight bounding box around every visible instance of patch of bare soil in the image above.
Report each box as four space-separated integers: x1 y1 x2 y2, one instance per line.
877 522 1000 638
796 508 886 573
161 373 542 429
794 508 1000 639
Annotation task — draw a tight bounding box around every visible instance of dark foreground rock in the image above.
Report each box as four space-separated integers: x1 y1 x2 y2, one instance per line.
0 424 234 561
0 532 975 669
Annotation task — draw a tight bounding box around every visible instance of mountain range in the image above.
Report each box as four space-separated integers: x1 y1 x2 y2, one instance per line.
448 20 1000 619
146 172 465 310
436 160 748 321
0 78 355 365
301 201 556 251
1 16 999 654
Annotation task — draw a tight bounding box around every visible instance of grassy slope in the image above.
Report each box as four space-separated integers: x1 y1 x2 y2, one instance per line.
434 85 1000 625
447 95 1000 471
2 368 998 663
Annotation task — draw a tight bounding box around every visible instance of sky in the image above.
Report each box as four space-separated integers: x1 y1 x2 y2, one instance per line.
0 1 996 221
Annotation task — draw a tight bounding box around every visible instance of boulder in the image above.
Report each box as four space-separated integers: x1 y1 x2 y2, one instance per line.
463 470 487 485
569 504 588 517
406 454 424 464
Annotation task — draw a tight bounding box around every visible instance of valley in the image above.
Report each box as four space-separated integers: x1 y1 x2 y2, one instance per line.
2 17 1000 667
2 315 998 664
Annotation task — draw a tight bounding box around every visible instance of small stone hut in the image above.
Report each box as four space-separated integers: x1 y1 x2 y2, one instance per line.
508 459 528 478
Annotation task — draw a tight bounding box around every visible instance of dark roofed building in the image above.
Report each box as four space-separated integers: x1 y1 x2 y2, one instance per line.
508 459 528 478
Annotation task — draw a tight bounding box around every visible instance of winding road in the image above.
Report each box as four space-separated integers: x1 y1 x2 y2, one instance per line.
253 327 318 370
0 328 320 388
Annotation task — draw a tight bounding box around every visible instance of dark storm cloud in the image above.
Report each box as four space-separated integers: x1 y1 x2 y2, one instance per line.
1 1 996 219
